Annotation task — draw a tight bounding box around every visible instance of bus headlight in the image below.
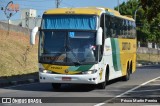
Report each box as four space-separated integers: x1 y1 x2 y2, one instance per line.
39 68 52 74
43 70 52 73
82 69 97 74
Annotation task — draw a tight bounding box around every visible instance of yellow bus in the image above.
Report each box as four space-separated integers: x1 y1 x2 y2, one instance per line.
30 7 136 89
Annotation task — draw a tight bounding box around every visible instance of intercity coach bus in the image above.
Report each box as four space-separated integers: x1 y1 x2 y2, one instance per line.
30 7 136 89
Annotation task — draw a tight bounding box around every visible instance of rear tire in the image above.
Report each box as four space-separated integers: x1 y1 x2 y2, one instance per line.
122 65 130 81
52 83 61 90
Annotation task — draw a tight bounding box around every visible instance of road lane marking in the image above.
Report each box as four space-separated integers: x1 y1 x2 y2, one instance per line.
129 88 160 92
142 105 160 106
151 80 160 82
115 76 160 97
94 103 105 106
94 76 160 106
2 76 160 106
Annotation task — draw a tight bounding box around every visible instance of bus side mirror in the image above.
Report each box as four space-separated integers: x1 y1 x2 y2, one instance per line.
30 27 39 45
96 27 103 45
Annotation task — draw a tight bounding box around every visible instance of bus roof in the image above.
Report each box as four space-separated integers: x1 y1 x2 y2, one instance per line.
44 7 135 21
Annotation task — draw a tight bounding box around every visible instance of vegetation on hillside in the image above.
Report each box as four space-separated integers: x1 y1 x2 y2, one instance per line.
0 30 38 77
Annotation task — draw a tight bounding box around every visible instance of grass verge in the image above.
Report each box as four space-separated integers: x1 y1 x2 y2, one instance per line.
0 29 38 77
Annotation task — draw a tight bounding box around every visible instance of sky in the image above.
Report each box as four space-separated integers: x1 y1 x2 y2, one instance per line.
0 0 126 21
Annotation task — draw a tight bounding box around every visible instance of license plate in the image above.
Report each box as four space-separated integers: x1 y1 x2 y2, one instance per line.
62 77 71 81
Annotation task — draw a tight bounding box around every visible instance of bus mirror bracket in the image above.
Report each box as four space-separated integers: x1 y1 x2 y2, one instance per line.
30 27 39 45
96 27 103 45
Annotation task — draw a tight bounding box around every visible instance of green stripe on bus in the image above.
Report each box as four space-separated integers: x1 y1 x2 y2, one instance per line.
68 66 79 72
111 38 121 71
76 65 93 72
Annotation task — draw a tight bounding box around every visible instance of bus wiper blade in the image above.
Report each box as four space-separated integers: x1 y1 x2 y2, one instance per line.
73 61 81 65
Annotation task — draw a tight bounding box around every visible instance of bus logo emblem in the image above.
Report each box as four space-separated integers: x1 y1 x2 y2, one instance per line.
65 69 69 74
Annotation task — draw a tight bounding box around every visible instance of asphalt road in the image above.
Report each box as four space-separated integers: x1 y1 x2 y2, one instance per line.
0 65 160 106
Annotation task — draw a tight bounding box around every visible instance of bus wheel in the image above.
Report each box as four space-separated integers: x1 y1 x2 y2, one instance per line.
52 83 61 90
98 81 106 89
122 65 130 81
98 73 107 89
98 66 109 89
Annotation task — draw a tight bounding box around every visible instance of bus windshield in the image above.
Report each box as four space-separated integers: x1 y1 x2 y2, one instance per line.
39 30 97 65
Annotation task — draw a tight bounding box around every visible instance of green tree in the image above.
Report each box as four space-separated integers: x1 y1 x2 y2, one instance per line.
149 13 160 46
114 0 160 46
139 0 160 46
136 8 151 45
115 0 138 18
140 0 160 22
114 0 149 44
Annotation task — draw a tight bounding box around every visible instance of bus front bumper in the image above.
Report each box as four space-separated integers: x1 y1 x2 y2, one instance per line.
39 72 99 84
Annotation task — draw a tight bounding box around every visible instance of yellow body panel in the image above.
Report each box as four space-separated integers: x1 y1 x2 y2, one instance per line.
118 38 137 76
44 7 103 15
43 64 69 74
42 64 82 74
44 7 134 21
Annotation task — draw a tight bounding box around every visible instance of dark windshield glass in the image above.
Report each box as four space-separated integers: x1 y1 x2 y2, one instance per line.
43 31 65 54
68 32 96 62
39 30 97 64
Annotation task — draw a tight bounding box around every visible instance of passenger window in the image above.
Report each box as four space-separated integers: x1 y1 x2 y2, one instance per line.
105 15 112 37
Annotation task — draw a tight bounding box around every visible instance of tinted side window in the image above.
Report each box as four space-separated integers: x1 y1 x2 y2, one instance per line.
105 15 136 39
105 15 112 37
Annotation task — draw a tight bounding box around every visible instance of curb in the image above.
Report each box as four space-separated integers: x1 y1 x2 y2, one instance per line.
0 72 39 88
0 78 39 88
136 62 160 67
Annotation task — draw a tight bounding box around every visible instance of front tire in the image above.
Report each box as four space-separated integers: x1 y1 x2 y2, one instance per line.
98 67 109 89
52 83 61 90
98 70 108 89
98 81 106 89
